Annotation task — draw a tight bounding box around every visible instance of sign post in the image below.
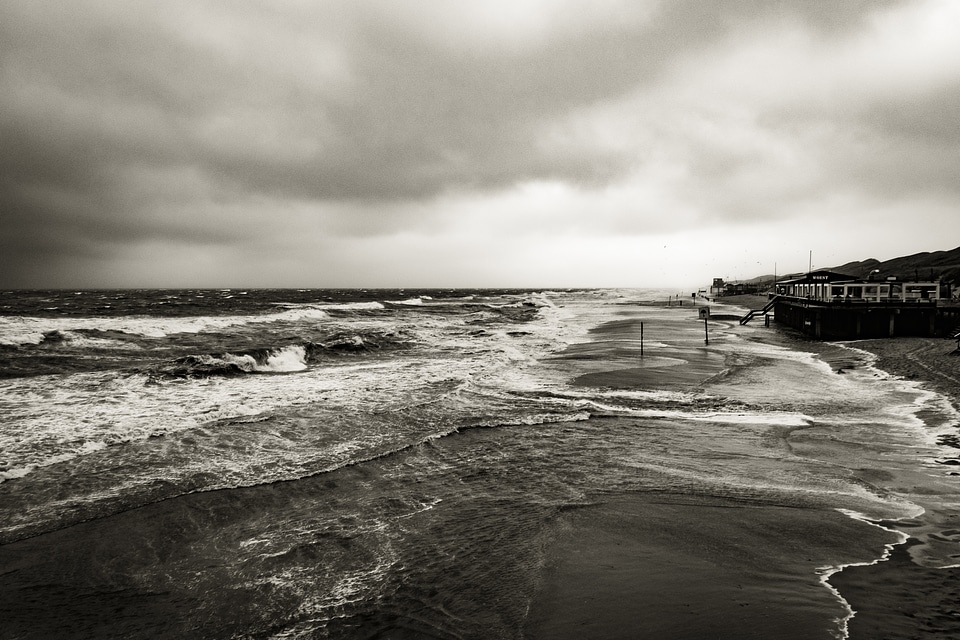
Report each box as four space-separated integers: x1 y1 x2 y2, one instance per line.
698 306 710 345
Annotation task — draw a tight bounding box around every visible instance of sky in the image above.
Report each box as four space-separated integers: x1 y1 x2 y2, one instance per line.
2 0 959 289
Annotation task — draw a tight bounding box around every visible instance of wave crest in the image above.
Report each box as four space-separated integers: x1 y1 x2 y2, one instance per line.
161 345 308 377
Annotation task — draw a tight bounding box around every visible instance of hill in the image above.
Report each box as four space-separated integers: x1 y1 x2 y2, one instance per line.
829 246 960 283
742 246 960 286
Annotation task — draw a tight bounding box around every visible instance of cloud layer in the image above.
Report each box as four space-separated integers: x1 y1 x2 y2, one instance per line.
3 0 958 287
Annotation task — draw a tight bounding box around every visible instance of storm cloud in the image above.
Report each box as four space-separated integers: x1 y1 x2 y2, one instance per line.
2 0 958 287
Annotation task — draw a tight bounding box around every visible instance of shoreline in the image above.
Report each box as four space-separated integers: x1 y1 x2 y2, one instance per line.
523 493 893 640
825 336 960 639
849 336 960 413
720 306 960 637
528 304 960 639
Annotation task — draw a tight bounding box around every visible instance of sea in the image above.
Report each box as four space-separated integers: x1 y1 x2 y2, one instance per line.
1 288 958 639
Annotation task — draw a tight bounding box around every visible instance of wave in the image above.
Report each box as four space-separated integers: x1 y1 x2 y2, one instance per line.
387 297 425 306
150 330 414 378
469 411 592 428
314 329 410 352
158 345 309 377
0 439 110 483
0 397 594 543
37 329 142 350
0 306 333 347
319 301 386 311
0 294 553 348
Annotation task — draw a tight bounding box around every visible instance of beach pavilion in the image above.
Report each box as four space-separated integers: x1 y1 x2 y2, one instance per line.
774 270 947 303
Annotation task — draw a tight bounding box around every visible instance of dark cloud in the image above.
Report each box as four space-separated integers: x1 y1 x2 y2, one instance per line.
9 0 883 206
1 0 956 287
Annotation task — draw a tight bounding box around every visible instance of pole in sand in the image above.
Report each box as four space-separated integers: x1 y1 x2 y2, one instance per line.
640 322 644 357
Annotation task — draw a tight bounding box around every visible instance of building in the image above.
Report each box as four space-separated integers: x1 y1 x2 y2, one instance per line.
774 270 948 302
773 270 857 300
709 277 765 297
763 271 957 339
710 278 725 297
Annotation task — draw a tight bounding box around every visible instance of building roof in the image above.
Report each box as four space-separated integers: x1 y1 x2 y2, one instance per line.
776 270 857 285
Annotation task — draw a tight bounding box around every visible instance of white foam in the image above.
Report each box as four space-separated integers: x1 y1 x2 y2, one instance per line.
0 307 332 346
0 439 110 482
6 288 955 570
0 317 47 345
323 301 385 311
633 408 812 426
260 346 308 372
818 509 911 640
475 411 591 428
560 387 704 404
0 294 574 485
60 330 140 349
0 321 564 484
201 345 308 373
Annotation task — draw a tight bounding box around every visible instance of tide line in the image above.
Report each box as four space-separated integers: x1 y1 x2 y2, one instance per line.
817 508 912 640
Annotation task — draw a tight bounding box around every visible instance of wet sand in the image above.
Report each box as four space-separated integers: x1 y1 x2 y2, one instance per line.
529 316 960 639
827 336 960 639
522 495 896 640
853 336 960 414
829 539 960 639
734 314 960 638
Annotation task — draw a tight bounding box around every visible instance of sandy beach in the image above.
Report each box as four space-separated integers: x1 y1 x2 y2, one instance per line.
828 336 960 639
4 290 959 639
854 337 960 413
712 294 960 408
526 299 960 639
728 296 960 637
522 493 894 640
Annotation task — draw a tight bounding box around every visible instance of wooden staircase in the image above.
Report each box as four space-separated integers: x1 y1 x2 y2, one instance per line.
740 296 781 325
949 320 960 340
949 321 960 353
948 322 960 351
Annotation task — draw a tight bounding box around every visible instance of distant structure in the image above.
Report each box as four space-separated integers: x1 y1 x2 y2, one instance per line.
710 277 765 297
740 269 960 339
710 278 725 297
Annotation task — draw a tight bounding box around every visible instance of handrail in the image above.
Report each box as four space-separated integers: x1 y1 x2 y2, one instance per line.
739 295 781 325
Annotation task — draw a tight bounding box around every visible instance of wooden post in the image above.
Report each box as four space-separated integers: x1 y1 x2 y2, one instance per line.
640 322 644 357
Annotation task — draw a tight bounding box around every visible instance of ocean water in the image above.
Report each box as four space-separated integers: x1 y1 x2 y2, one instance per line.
1 288 958 639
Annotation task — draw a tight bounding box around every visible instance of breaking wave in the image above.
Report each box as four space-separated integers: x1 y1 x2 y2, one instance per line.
159 346 309 377
151 330 413 378
0 307 333 347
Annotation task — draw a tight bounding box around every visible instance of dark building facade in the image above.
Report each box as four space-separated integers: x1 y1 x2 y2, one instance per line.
769 271 958 339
